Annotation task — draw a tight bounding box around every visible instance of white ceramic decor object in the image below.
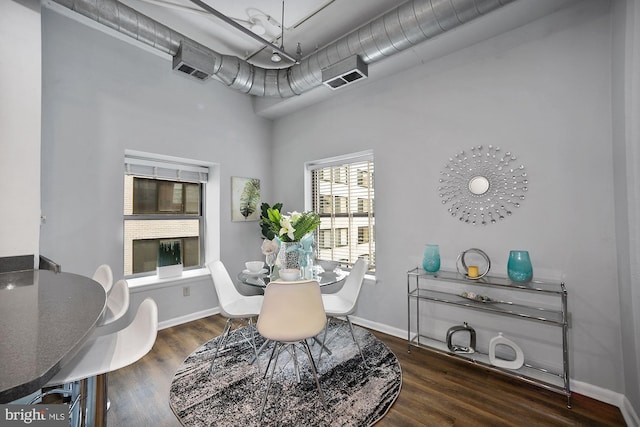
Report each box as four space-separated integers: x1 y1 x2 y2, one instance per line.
489 333 524 370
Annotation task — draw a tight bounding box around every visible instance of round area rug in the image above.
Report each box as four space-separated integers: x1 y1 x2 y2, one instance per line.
169 321 402 426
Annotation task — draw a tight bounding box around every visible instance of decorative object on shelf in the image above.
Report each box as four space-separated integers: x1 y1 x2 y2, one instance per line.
489 332 524 370
460 291 493 303
422 244 440 273
455 248 491 279
467 265 479 278
507 250 533 283
231 177 261 222
446 322 476 354
438 145 528 225
157 240 183 279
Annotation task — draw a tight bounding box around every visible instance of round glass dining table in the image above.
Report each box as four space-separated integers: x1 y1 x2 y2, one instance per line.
238 268 347 290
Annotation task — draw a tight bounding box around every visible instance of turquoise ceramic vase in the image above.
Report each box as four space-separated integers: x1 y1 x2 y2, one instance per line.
422 244 441 273
507 250 533 283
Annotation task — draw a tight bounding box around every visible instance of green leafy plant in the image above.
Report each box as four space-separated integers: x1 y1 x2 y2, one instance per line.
260 202 283 240
158 240 182 267
239 178 260 220
260 202 320 242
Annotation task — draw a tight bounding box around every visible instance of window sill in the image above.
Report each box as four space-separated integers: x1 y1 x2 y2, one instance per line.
127 267 210 291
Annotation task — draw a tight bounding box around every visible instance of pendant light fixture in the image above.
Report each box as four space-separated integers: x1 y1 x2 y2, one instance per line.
189 0 297 63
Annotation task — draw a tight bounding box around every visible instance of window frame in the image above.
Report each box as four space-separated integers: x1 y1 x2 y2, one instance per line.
123 151 210 278
305 150 375 272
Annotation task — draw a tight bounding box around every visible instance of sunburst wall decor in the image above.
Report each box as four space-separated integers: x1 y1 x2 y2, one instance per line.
438 145 528 225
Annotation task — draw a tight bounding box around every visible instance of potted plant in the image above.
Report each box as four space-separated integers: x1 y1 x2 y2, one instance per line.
157 240 183 279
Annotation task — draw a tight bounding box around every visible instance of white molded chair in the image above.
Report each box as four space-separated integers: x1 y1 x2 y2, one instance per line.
96 279 130 328
320 258 368 364
48 298 158 384
35 298 158 426
206 260 263 376
92 264 114 294
257 280 327 419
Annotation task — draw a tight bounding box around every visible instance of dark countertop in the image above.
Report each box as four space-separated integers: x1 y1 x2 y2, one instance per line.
0 270 106 403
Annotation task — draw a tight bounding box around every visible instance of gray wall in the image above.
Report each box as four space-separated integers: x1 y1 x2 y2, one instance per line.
611 0 640 415
0 0 41 261
272 0 635 409
39 7 272 319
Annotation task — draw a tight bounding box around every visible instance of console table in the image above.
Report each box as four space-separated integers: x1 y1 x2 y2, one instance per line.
407 267 570 407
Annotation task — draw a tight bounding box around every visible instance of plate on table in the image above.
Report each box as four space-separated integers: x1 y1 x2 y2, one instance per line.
242 268 268 276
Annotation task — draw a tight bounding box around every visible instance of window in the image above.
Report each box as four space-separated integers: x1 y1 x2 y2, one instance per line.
358 226 370 244
307 151 375 271
123 153 209 276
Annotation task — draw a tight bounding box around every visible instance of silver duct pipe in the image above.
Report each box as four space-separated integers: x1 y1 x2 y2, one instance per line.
51 0 514 98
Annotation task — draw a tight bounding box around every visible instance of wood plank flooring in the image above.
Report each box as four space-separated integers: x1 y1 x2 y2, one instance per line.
107 315 626 426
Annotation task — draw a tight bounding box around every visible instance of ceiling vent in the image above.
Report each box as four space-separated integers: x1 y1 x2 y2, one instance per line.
322 55 368 90
172 41 215 81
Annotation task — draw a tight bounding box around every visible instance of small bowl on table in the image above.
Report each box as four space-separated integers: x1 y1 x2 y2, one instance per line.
317 259 339 274
278 268 301 281
245 261 265 274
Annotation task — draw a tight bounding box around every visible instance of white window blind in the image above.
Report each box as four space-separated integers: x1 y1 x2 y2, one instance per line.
124 154 208 183
307 151 375 271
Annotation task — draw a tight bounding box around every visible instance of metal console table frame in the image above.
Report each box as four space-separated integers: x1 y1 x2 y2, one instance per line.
407 267 571 408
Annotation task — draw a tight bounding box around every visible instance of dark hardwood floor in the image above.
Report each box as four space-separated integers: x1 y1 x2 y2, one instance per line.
107 315 626 426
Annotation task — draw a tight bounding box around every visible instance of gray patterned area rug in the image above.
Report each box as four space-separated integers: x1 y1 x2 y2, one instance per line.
169 321 402 426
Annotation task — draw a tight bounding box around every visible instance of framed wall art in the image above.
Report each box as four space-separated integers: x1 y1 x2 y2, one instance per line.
231 176 261 221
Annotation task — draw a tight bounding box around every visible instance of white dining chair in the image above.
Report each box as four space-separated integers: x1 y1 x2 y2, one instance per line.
92 264 114 294
320 258 368 364
33 298 158 426
257 280 327 419
206 260 263 376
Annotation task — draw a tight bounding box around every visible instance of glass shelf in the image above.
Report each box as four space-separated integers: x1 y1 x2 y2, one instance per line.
407 267 566 295
409 335 568 396
409 288 564 325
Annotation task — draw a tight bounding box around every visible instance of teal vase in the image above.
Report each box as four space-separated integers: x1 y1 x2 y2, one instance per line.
422 244 441 273
507 250 533 283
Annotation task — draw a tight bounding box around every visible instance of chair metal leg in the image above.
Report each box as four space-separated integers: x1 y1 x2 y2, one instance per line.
301 340 327 410
263 341 279 379
207 318 233 377
318 318 331 364
250 339 272 365
260 342 283 421
345 316 366 365
291 345 301 383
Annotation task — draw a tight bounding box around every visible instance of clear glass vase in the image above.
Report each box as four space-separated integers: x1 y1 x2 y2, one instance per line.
278 241 301 270
507 250 533 283
422 244 441 273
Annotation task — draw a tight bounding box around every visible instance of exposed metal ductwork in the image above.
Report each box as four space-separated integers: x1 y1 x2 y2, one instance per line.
51 0 514 98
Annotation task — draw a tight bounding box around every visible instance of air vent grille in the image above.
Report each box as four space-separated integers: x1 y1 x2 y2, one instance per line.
322 55 368 90
173 41 215 81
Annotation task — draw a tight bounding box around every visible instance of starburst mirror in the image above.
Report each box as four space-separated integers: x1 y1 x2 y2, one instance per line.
438 145 528 225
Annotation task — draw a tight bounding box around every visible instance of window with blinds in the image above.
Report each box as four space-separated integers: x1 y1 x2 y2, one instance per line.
310 156 375 271
123 152 208 277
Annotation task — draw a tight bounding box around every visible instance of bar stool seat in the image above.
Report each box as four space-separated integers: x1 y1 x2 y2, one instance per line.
36 298 158 426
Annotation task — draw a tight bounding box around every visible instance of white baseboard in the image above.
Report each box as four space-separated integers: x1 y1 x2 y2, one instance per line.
158 307 219 330
570 380 639 426
621 396 640 427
